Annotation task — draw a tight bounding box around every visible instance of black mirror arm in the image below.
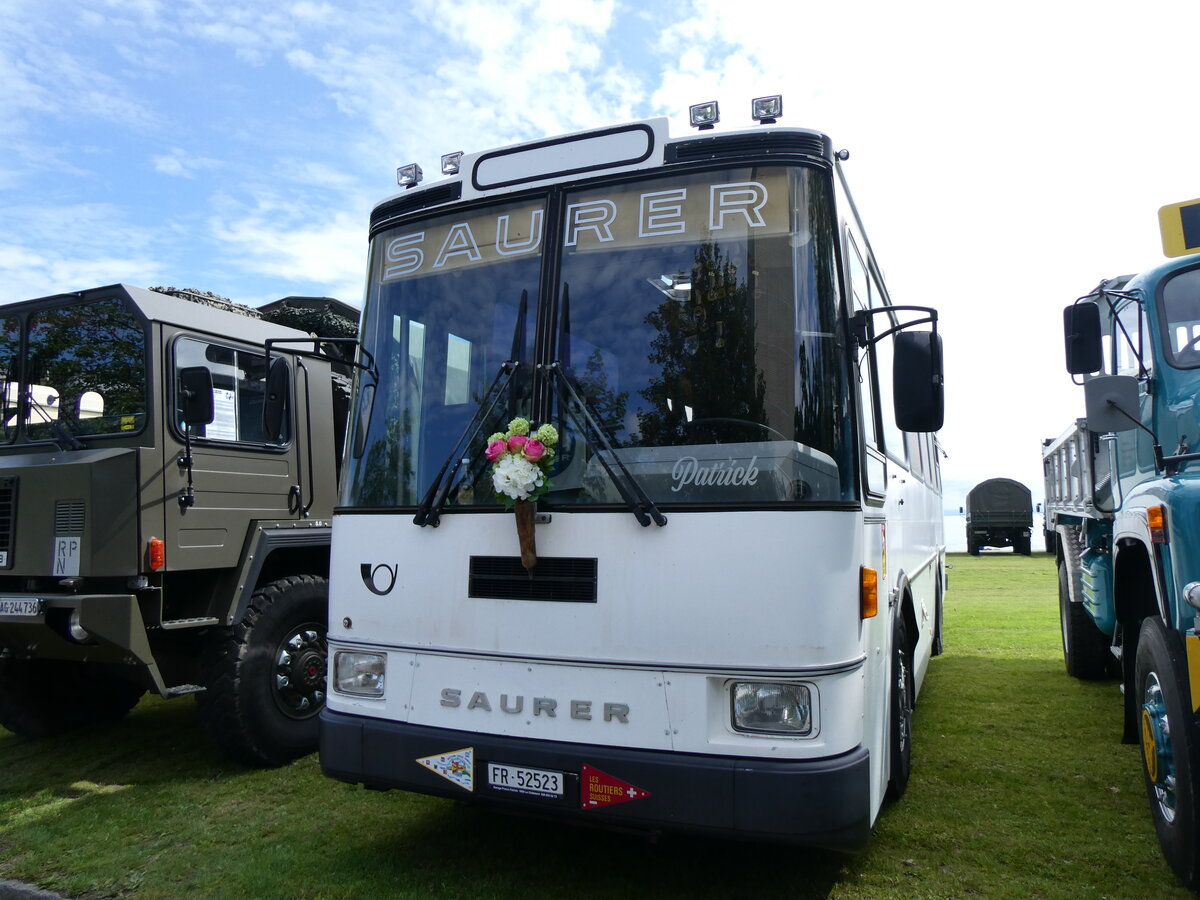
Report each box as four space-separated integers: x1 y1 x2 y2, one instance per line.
852 306 938 348
545 362 666 528
265 338 379 385
1100 399 1167 473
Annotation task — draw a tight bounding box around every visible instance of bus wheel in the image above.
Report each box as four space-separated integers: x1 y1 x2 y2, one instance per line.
1136 618 1200 889
886 614 915 800
1059 560 1111 680
0 659 144 737
198 574 328 767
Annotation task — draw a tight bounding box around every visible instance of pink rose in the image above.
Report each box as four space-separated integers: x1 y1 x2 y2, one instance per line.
523 439 545 462
507 434 527 451
486 439 508 461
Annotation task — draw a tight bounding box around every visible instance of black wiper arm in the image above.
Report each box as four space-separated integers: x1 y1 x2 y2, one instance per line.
25 389 84 450
413 360 520 527
545 361 666 528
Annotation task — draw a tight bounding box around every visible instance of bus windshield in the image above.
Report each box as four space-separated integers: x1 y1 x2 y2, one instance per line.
342 165 855 510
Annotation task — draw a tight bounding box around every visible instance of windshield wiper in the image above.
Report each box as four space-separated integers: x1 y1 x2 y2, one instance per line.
544 361 666 528
413 360 521 527
25 389 84 451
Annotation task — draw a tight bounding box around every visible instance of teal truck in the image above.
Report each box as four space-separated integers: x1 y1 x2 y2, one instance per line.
1044 198 1200 887
0 285 355 765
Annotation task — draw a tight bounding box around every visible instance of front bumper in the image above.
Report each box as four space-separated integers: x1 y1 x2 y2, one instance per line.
320 708 872 850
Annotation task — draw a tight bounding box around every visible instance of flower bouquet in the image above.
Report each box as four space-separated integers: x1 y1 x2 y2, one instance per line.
486 418 558 572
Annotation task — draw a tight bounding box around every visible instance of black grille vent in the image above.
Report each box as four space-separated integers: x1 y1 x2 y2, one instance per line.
667 132 831 164
371 183 464 234
0 477 16 568
469 556 598 603
54 500 85 535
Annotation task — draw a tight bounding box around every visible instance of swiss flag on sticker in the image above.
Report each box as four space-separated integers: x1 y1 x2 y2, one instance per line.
580 764 651 810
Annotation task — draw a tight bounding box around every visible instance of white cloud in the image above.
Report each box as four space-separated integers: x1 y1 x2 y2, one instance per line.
0 204 168 303
208 192 369 303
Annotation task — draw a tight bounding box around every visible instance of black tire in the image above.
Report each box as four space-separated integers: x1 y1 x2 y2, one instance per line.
1135 618 1200 889
931 579 945 657
966 527 980 556
1058 560 1111 680
886 613 915 800
1045 530 1057 554
0 658 144 737
1015 534 1032 556
197 574 328 766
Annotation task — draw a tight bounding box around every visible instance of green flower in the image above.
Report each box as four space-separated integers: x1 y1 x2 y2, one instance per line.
487 432 505 444
507 417 531 436
534 423 558 446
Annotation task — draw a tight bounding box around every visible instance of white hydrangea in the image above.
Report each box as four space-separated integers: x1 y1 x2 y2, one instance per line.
492 454 544 501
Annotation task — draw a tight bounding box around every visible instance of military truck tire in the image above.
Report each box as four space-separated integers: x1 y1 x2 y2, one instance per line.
886 613 915 801
1135 618 1200 889
0 659 145 737
1015 534 1032 556
1059 560 1111 680
197 574 328 767
966 527 979 556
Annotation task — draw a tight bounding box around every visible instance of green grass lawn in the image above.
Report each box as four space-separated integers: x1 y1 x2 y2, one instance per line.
0 552 1189 898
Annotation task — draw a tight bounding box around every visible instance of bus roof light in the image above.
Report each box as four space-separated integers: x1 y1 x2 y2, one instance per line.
689 101 719 130
397 163 424 188
751 95 782 124
441 152 463 176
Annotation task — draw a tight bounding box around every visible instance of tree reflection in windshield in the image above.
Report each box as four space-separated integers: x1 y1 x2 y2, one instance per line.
26 298 146 439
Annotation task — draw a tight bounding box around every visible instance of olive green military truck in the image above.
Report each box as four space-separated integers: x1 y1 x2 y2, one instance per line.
0 284 355 766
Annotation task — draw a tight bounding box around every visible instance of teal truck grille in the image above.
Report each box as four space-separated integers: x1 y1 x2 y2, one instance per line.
0 477 16 568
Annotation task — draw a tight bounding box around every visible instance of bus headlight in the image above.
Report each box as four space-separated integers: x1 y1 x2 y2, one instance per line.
731 682 812 735
333 651 386 697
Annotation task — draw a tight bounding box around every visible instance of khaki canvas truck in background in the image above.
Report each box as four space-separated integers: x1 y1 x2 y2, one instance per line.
0 284 355 765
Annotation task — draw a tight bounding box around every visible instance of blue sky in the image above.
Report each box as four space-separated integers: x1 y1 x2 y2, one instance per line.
4 0 1200 511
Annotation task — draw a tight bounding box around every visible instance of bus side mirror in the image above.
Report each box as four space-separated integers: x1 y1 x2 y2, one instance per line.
179 366 215 426
1084 374 1139 433
262 356 291 441
894 331 944 432
1064 303 1103 374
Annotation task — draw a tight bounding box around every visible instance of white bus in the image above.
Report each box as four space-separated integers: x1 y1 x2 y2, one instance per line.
321 99 946 849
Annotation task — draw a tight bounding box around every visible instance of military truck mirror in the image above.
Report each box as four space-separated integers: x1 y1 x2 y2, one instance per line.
178 366 215 426
262 356 291 442
893 331 944 432
1084 374 1139 433
1064 303 1103 374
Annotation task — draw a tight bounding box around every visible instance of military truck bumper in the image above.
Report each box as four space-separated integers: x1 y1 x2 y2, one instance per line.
0 592 167 689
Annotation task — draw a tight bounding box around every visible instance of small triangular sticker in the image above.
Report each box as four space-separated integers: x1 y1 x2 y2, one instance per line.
580 764 651 809
416 747 474 791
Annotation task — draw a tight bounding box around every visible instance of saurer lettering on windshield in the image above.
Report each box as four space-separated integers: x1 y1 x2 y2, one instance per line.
379 181 779 282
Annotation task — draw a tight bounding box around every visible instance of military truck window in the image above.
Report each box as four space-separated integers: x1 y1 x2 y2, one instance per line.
25 299 147 440
174 338 288 446
0 316 18 443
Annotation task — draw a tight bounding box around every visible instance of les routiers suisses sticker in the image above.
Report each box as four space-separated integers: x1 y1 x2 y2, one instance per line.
580 764 651 810
416 748 474 791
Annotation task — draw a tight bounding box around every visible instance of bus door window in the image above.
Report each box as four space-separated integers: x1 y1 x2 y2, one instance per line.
847 232 885 496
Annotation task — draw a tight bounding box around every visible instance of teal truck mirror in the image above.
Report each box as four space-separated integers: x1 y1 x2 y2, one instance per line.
1083 374 1139 433
1064 303 1103 375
